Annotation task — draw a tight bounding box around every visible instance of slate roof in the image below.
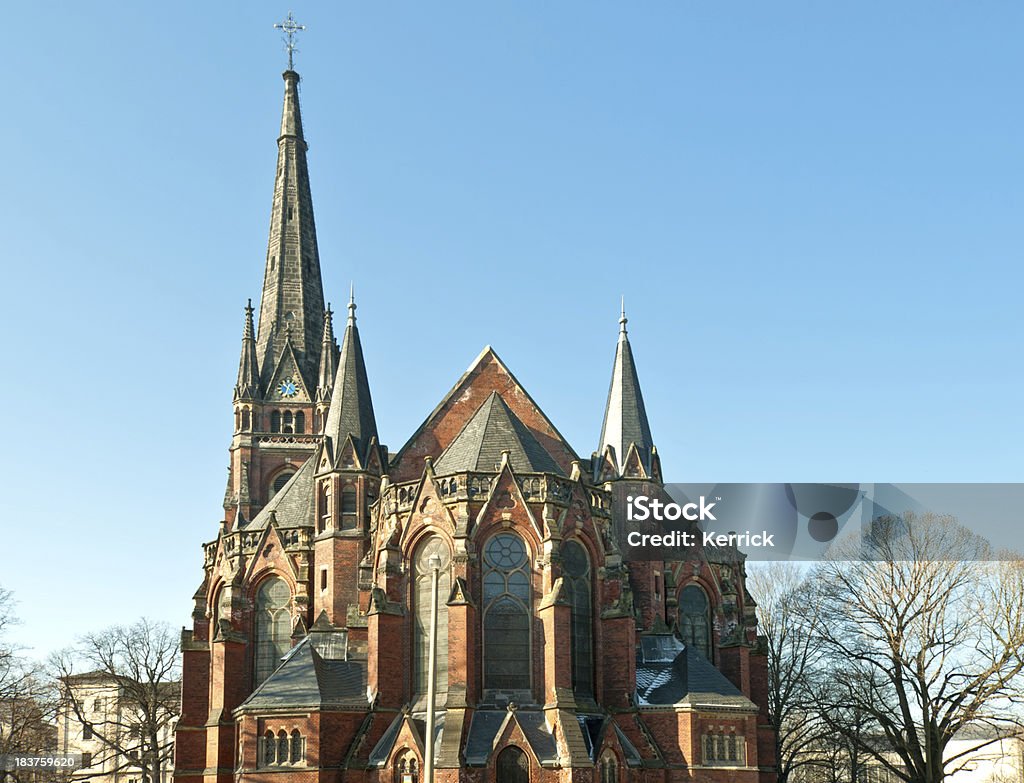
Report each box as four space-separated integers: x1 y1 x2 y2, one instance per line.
368 712 445 767
575 716 642 765
239 636 368 711
244 456 316 530
463 710 559 766
255 69 326 389
598 310 655 475
323 297 378 462
635 635 756 710
433 392 564 477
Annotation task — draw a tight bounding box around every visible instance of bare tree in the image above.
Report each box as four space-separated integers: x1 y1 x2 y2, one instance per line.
747 562 830 783
811 513 1024 783
51 619 180 783
0 586 57 783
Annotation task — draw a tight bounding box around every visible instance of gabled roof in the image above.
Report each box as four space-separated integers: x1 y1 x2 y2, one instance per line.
635 635 755 710
463 710 558 766
390 347 579 482
245 456 316 530
433 392 563 476
239 636 368 711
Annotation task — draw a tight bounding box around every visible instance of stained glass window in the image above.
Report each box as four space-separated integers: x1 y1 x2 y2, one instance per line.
678 584 711 659
483 534 531 691
254 577 291 684
561 541 593 697
413 537 450 700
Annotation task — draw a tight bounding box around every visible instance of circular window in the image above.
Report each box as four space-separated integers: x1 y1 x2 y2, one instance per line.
485 534 527 570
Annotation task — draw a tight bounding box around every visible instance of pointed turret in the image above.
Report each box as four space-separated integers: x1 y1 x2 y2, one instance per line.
315 305 337 404
234 300 260 401
323 291 379 464
597 301 659 479
255 69 326 391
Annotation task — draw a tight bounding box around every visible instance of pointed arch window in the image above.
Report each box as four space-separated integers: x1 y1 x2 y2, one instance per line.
413 536 451 702
496 746 529 783
261 731 275 766
483 534 531 691
561 540 593 698
254 577 291 685
678 584 711 659
341 487 358 528
394 749 419 783
270 470 295 500
599 751 619 783
276 731 288 764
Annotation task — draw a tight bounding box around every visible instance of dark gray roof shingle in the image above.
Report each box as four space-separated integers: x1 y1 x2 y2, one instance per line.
246 456 316 530
240 637 368 710
434 392 563 477
598 316 655 475
635 635 756 710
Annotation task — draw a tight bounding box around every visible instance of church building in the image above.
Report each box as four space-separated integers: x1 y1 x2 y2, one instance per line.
173 65 777 783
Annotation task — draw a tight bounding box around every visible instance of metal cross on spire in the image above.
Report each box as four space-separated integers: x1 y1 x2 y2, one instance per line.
274 11 306 71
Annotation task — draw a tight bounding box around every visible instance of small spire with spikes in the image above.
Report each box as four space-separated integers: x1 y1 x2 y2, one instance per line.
316 304 337 404
323 286 379 465
597 301 657 479
234 300 261 401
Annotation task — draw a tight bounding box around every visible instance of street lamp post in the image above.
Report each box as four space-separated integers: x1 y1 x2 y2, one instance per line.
423 553 442 783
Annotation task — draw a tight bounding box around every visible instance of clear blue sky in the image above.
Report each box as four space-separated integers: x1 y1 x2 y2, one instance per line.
1 2 1021 657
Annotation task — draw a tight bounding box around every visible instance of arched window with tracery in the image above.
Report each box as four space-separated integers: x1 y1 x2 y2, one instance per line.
290 730 303 763
412 536 451 702
483 533 531 691
394 749 419 783
561 540 593 698
254 577 291 684
496 746 529 783
678 584 711 659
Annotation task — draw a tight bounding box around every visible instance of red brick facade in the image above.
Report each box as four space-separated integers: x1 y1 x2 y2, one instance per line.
174 67 777 783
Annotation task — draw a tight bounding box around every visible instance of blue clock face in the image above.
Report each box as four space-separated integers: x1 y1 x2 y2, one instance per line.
279 378 298 398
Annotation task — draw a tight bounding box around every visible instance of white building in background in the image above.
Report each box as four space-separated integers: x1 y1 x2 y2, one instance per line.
56 672 178 783
860 726 1024 783
943 726 1023 783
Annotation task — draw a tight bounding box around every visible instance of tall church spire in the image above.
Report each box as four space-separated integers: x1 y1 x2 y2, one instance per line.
255 69 326 391
234 300 260 401
597 301 658 479
323 290 379 464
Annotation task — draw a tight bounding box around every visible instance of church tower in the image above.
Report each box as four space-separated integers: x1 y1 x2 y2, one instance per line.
226 67 330 529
